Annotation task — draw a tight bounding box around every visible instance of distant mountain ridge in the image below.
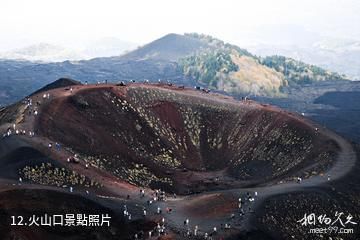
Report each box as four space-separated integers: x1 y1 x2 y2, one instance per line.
249 38 360 80
0 38 138 62
0 43 86 62
0 33 349 106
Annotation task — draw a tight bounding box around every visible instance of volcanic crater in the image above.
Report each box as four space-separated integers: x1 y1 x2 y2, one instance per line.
35 84 338 194
0 81 358 240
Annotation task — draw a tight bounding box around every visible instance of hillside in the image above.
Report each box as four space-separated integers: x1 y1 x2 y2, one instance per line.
249 39 360 80
121 33 208 61
261 55 345 85
179 34 348 96
180 46 286 96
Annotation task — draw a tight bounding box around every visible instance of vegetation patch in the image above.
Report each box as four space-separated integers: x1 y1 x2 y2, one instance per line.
19 163 101 188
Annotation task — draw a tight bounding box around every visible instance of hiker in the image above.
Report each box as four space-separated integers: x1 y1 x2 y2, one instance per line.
315 128 319 135
140 189 145 198
159 191 166 201
238 197 242 208
297 177 302 184
157 223 161 235
6 128 12 136
68 154 80 163
194 225 198 236
203 88 210 93
143 209 147 217
185 219 189 226
69 186 73 193
55 142 61 151
157 207 161 214
19 177 22 183
240 209 245 216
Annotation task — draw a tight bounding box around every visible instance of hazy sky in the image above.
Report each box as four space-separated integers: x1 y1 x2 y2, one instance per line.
1 0 360 51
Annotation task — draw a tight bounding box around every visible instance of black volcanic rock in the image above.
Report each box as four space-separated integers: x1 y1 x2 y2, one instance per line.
31 78 82 95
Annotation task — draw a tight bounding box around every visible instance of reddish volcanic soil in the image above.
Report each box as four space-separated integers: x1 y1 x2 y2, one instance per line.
0 81 358 240
35 83 339 193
